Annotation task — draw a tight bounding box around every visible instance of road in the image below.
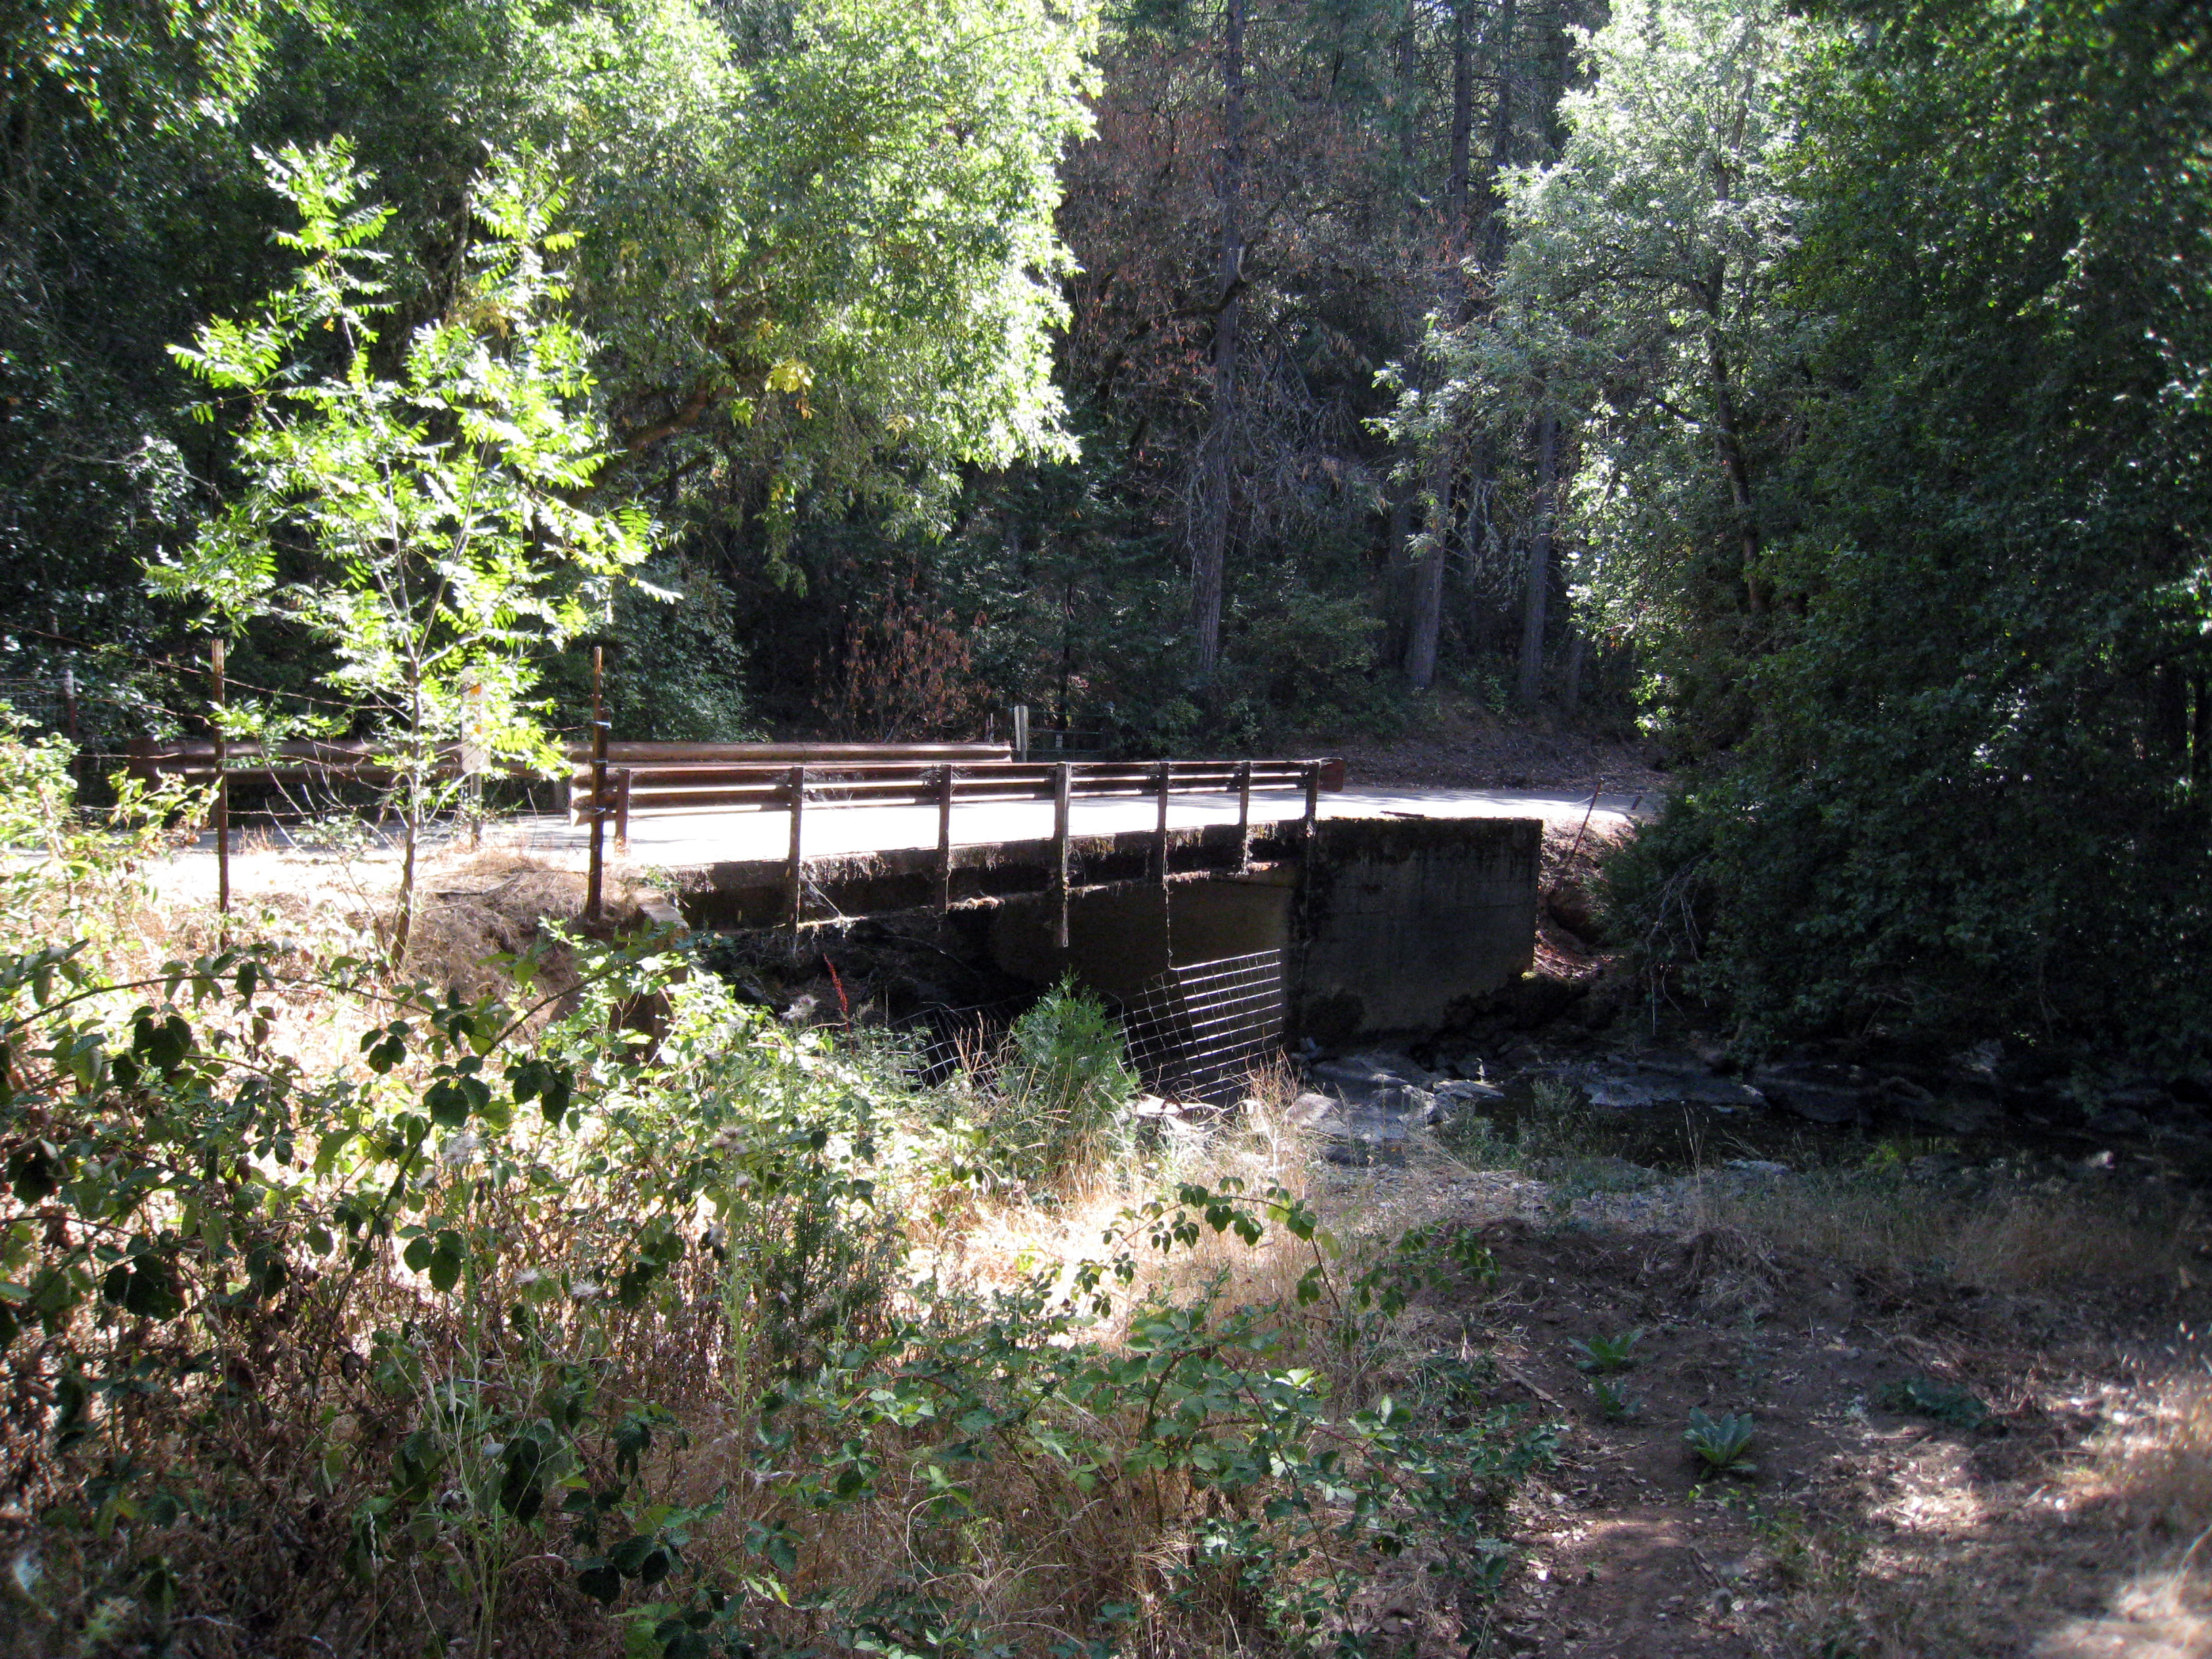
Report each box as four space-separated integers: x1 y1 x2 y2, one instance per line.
497 784 1655 869
144 785 1655 903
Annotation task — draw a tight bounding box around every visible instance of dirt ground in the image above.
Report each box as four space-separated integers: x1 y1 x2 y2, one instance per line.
1304 1136 2212 1659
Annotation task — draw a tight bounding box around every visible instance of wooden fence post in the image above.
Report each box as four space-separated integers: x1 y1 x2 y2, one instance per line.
1052 762 1071 949
586 645 607 925
786 764 807 940
211 640 230 929
1155 760 1172 889
1236 760 1252 873
937 764 955 913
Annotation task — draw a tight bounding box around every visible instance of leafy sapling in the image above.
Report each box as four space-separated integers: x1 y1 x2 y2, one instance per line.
1571 1328 1644 1375
1590 1378 1643 1422
157 140 654 961
1684 1408 1758 1474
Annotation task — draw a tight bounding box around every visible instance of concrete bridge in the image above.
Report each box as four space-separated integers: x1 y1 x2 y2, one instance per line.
506 777 1645 1049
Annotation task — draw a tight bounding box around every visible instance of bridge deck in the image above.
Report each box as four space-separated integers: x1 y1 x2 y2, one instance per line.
501 784 1651 869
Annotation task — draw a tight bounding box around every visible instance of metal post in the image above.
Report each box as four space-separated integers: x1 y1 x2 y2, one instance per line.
936 764 955 913
586 646 607 925
211 640 230 927
786 764 806 939
1155 760 1172 888
1236 760 1252 873
1052 761 1071 949
1013 703 1029 764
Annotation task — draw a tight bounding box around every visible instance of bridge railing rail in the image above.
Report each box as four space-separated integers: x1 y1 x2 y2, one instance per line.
568 755 1349 838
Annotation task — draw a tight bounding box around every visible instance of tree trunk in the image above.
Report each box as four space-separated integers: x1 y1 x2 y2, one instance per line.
1448 0 1474 236
1404 466 1450 689
1472 0 1517 269
1517 412 1558 705
1463 441 1495 645
2194 673 2211 790
1704 321 1767 614
1404 0 1480 690
1396 0 1420 175
1193 0 1246 681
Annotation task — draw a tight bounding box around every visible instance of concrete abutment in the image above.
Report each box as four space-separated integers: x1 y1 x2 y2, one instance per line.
672 813 1540 1048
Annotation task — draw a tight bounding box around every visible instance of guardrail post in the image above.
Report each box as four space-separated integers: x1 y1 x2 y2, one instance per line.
786 763 806 940
586 645 607 926
1155 760 1172 889
1302 761 1319 848
1052 761 1071 949
615 767 632 851
210 639 229 928
1237 760 1252 873
937 764 955 913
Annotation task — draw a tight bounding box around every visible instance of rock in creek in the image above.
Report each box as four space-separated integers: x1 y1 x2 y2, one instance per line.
1749 1060 1876 1124
1551 1055 1767 1113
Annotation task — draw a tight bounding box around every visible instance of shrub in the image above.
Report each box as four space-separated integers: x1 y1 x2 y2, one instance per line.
0 928 1554 1656
984 977 1139 1187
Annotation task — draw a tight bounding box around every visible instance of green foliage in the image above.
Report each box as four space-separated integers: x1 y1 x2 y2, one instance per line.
1876 1376 1989 1432
153 139 655 949
0 918 1554 1652
1683 1408 1758 1474
0 705 201 950
1579 0 2212 1060
1570 1328 1643 1376
1391 0 1813 749
983 978 1138 1187
158 140 652 774
1589 1377 1642 1422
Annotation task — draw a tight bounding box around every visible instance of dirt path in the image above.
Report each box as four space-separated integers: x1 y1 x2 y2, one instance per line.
1306 1139 2212 1658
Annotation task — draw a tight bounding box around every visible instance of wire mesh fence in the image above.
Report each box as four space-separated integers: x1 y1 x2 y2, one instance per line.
888 949 1288 1105
1122 950 1288 1104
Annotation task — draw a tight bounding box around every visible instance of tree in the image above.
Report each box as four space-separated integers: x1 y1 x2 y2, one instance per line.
153 141 653 956
518 0 1100 550
1395 0 1810 731
1191 0 1246 682
1580 0 2212 1058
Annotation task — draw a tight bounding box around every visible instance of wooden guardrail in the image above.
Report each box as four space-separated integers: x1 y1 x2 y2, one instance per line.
569 754 1347 943
126 737 455 790
127 737 1010 793
568 756 1349 835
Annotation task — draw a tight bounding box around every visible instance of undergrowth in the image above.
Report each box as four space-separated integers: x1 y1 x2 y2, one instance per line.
0 754 1556 1657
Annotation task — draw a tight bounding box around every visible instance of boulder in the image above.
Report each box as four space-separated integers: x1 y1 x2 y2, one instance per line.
1284 1089 1413 1147
1559 1059 1766 1113
1751 1061 1875 1125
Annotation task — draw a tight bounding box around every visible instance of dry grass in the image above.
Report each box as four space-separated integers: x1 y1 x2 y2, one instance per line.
1711 1169 2191 1294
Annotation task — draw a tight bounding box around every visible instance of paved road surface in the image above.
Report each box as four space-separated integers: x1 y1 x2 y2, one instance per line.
146 785 1656 902
497 785 1654 869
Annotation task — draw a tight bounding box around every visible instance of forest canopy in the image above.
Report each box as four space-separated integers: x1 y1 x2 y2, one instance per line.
3 0 2210 1055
